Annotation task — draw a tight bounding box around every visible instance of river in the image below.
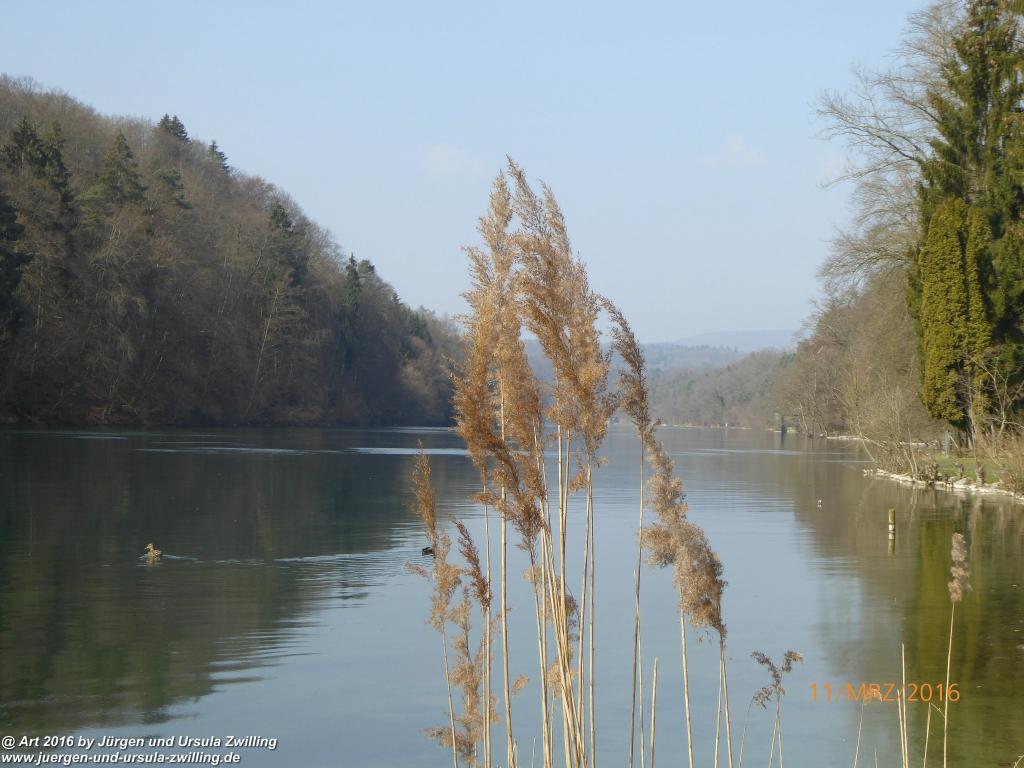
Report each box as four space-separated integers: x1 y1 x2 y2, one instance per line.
0 426 1020 766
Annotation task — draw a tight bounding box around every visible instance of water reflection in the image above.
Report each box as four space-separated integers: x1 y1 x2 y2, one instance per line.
0 427 1020 767
0 428 471 739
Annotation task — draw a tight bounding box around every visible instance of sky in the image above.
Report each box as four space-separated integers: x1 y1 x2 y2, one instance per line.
2 0 926 342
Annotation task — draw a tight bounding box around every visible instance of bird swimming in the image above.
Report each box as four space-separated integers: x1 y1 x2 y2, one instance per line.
421 546 434 556
145 543 162 562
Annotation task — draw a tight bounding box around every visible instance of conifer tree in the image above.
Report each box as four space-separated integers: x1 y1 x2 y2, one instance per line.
81 133 146 225
2 118 74 209
157 114 189 142
919 198 992 432
153 168 191 210
208 141 230 173
268 200 307 286
1 117 46 172
42 122 74 208
911 0 1024 381
0 193 29 346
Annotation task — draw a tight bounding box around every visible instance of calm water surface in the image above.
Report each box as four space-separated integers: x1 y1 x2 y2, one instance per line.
0 427 1021 766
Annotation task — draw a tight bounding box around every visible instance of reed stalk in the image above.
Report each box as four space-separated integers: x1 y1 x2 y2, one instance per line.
897 689 906 768
483 500 493 768
942 603 954 768
679 617 694 768
639 623 646 768
922 704 933 768
649 658 659 768
768 696 780 768
901 644 909 768
587 477 596 768
441 629 459 768
629 440 645 768
853 701 864 768
738 702 752 768
714 662 722 768
720 643 735 768
501 509 513 768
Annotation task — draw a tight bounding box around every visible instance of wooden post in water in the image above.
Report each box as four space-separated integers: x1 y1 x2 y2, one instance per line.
887 508 896 554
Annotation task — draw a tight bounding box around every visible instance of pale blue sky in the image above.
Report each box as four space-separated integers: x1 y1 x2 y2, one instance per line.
2 0 924 341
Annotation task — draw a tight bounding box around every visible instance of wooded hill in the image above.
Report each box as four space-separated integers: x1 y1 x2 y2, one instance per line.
781 0 1024 458
0 76 457 427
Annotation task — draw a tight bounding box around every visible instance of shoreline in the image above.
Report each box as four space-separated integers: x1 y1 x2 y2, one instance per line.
864 467 1024 504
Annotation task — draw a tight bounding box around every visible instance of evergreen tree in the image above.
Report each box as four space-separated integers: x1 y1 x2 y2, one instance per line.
268 201 307 286
919 199 992 431
157 114 189 142
1 117 46 172
912 1 1024 372
208 141 230 173
152 168 191 210
2 118 74 209
81 133 146 225
0 193 29 345
42 122 74 208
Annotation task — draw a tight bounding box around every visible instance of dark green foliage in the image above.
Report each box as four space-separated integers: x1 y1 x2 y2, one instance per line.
2 116 46 171
208 141 229 173
911 0 1024 416
0 76 456 426
919 200 992 427
268 200 307 286
80 133 146 227
0 193 29 345
152 167 190 210
157 114 189 142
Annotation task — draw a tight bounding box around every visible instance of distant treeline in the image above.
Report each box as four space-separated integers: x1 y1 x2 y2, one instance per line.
0 76 458 426
647 350 788 428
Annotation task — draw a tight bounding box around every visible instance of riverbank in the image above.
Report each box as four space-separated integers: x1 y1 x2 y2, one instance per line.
865 467 1024 504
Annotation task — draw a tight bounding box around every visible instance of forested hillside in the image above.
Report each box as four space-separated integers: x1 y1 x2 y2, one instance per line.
647 349 788 427
777 0 1024 482
0 77 457 426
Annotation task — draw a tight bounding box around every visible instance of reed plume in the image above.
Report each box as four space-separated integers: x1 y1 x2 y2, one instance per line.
507 159 612 768
455 171 550 768
429 160 744 768
408 447 462 768
638 434 729 768
604 301 654 768
750 650 802 768
942 532 969 768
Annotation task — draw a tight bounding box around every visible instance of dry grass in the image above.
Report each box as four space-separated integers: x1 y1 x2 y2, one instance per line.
412 161 800 768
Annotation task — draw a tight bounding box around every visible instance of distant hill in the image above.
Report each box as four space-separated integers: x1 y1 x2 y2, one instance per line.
673 329 797 353
523 339 745 385
648 349 789 427
639 342 746 370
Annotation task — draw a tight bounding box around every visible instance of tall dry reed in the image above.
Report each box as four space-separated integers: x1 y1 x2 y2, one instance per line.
943 532 969 768
750 650 803 768
415 160 776 768
407 447 463 768
605 303 654 768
